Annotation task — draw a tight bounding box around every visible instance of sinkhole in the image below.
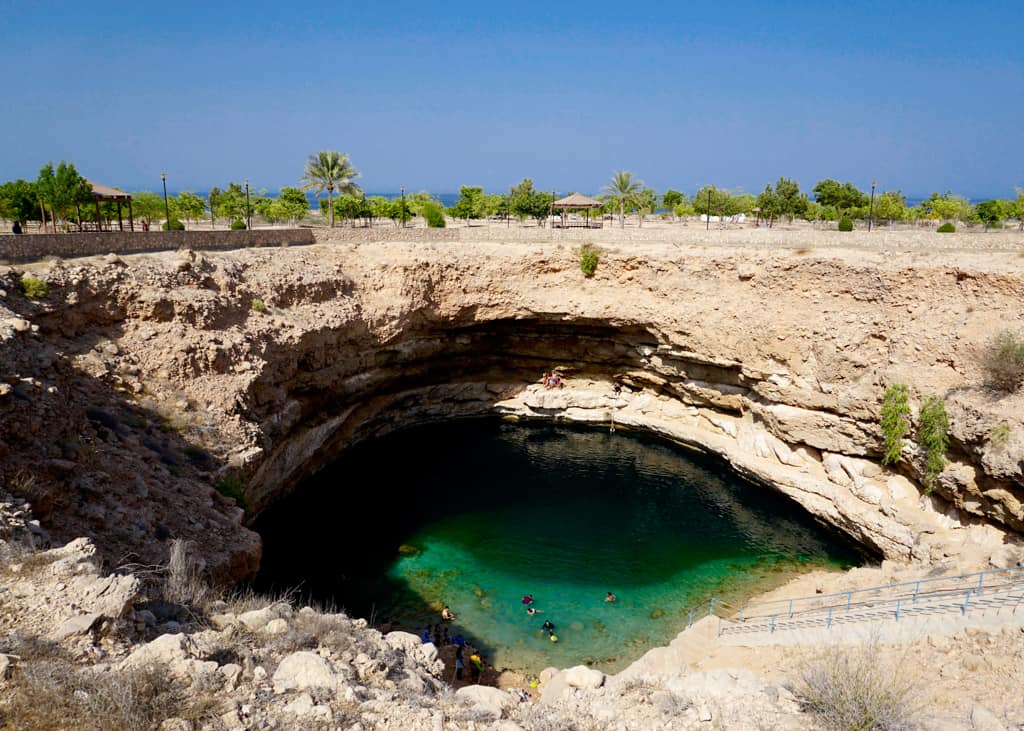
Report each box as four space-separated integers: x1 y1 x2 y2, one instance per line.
253 418 868 674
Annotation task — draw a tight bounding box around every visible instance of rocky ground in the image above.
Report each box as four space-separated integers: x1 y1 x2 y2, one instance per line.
1 235 1024 728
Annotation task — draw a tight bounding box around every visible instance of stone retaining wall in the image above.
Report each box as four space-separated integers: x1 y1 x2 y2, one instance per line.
0 228 315 262
315 227 458 243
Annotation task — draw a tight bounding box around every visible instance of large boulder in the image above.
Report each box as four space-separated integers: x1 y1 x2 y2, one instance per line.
122 633 192 669
564 665 605 689
272 651 338 694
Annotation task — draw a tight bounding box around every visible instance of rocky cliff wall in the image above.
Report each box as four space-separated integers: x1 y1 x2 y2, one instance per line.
1 240 1022 579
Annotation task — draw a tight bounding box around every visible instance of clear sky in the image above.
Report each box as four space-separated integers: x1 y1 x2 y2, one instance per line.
2 1 1022 199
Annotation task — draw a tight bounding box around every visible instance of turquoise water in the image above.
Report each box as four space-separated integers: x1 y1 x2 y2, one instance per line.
254 419 865 674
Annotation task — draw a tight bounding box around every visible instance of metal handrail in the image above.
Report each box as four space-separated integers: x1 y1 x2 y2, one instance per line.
706 565 1024 638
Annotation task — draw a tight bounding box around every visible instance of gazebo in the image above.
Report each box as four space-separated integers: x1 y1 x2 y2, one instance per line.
551 193 604 229
86 180 134 232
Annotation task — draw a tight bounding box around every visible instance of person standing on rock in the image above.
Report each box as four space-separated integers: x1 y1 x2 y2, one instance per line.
469 653 485 683
454 647 465 681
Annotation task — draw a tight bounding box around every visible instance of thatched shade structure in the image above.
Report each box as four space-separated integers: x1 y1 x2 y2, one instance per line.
87 180 134 232
551 193 604 228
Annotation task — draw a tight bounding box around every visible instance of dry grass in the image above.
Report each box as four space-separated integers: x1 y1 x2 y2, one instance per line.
792 645 923 731
1 660 218 731
163 539 212 609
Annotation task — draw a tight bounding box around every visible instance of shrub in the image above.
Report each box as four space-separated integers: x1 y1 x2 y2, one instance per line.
164 539 211 609
980 330 1024 391
19 275 47 299
578 244 600 277
422 201 446 228
161 218 185 231
250 298 267 313
837 216 853 232
937 222 956 233
918 395 949 491
988 422 1011 450
216 473 247 511
794 646 921 731
880 384 910 466
230 218 247 230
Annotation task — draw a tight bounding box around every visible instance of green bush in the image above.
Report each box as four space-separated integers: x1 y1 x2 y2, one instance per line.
230 218 247 230
988 422 1011 450
162 219 185 231
250 298 267 313
880 384 910 466
422 201 446 228
918 396 949 491
937 222 956 233
837 216 853 232
578 244 600 277
216 474 247 512
980 330 1024 391
19 275 48 299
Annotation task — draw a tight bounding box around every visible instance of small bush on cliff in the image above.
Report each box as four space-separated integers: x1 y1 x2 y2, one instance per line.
578 244 600 277
250 298 267 313
917 395 949 491
216 473 247 512
162 218 185 231
980 330 1024 391
880 384 910 466
837 216 853 232
230 218 247 230
988 422 1011 450
422 201 446 228
937 222 956 233
164 538 211 609
19 275 47 299
794 646 921 731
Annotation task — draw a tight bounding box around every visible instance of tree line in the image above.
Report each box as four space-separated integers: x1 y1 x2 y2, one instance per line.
4 156 1023 232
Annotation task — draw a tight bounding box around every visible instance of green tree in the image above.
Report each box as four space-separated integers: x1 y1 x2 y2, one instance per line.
756 184 781 226
812 179 868 219
1015 188 1024 231
175 192 206 228
917 396 949 491
975 199 1009 231
694 185 747 221
510 179 552 225
278 187 310 222
449 186 486 224
0 180 40 224
131 191 166 226
917 191 972 222
36 161 93 227
300 151 361 228
632 187 658 227
603 170 643 227
662 189 684 220
773 177 808 220
213 183 248 221
880 384 910 466
872 191 907 225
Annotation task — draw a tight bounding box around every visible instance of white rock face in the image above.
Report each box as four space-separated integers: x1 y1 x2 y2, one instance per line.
122 633 192 669
564 665 606 689
272 651 338 693
384 630 423 652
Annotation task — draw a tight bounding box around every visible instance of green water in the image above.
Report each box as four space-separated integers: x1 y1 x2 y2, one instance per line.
254 419 865 674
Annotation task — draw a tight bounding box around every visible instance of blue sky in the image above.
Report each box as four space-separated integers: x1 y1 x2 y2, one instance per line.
2 1 1022 199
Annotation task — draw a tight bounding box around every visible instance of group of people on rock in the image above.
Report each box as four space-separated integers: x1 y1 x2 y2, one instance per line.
539 370 565 389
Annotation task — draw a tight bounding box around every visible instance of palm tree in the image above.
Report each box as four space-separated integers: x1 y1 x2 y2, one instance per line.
602 170 643 228
300 151 361 228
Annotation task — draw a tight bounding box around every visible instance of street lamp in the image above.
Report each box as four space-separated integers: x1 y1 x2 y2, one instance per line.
244 179 251 230
160 173 170 230
868 181 877 232
400 185 406 228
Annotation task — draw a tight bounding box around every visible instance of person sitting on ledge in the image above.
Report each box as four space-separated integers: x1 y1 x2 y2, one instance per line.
546 372 563 389
441 605 456 621
539 372 549 386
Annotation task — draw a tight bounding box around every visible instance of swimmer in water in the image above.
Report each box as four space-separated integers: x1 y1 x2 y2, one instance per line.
605 592 617 603
527 606 537 616
522 594 534 605
542 619 555 635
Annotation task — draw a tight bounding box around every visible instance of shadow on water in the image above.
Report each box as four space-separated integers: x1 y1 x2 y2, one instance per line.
253 418 869 672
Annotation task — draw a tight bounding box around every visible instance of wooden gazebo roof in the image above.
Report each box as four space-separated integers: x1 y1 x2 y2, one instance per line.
552 193 603 209
88 180 132 201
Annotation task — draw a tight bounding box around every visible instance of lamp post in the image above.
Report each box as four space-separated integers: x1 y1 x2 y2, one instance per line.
400 185 406 228
868 181 877 232
244 179 251 230
160 173 170 230
706 187 713 231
